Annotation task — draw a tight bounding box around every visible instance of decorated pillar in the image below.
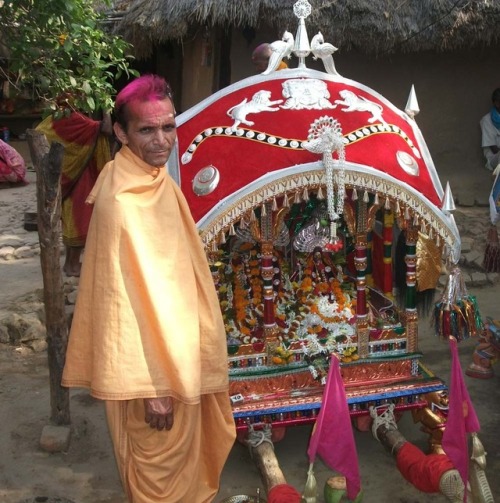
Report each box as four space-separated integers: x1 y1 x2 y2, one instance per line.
404 226 419 352
365 230 374 287
260 203 278 338
261 241 278 337
352 198 369 358
354 232 369 358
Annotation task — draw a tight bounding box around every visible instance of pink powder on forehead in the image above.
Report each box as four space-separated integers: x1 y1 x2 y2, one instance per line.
126 98 173 120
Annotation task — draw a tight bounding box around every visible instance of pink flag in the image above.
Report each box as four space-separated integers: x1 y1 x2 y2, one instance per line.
442 336 480 499
307 355 361 500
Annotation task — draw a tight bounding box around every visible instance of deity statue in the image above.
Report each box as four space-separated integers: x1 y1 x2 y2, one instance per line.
311 246 335 290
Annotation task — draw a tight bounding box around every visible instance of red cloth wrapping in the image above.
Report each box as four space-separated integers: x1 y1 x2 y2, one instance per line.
35 112 110 246
175 78 444 224
0 139 27 184
267 484 301 503
396 442 455 493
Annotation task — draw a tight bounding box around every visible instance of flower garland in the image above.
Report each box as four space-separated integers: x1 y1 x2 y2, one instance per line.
216 245 358 371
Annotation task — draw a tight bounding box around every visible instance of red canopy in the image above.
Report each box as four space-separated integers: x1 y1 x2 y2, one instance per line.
173 70 443 225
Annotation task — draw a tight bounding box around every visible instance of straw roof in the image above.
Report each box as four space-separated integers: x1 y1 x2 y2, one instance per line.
110 0 500 59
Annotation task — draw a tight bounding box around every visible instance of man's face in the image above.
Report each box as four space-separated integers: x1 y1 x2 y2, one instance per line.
114 98 176 167
252 55 269 73
494 98 500 114
251 45 271 73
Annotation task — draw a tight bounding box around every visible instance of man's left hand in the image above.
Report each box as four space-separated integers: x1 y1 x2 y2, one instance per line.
144 397 174 431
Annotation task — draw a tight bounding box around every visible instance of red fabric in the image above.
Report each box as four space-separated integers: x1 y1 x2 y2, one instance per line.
36 113 109 246
61 166 100 245
307 355 361 501
175 78 443 223
0 139 27 184
267 484 301 503
396 442 455 493
442 337 480 500
50 113 101 201
51 111 101 145
345 249 355 277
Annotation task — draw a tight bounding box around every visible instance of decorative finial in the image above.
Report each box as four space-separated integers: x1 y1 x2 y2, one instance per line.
293 0 312 68
442 182 456 213
405 84 420 119
294 0 312 19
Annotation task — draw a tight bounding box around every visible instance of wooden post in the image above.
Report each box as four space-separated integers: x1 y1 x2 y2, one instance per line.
250 441 287 493
26 129 70 426
245 424 287 495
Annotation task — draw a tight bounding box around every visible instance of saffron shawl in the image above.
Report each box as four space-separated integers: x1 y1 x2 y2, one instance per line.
62 146 229 403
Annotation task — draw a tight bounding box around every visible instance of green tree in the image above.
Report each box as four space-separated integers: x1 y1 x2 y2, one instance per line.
0 0 138 117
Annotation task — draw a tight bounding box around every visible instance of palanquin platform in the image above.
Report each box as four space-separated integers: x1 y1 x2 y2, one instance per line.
167 2 494 500
169 48 453 430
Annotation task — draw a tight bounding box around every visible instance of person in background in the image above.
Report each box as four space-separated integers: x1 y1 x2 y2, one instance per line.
251 42 289 73
61 74 235 502
36 102 112 276
480 87 500 172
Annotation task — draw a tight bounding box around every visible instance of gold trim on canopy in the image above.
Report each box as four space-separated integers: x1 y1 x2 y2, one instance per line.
199 168 455 250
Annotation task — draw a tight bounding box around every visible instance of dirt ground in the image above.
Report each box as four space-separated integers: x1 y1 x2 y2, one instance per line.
1 279 499 503
1 162 499 503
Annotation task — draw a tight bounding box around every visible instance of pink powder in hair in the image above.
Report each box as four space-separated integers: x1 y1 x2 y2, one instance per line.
116 75 171 111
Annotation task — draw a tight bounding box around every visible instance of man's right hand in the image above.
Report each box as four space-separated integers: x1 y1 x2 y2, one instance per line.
143 397 174 431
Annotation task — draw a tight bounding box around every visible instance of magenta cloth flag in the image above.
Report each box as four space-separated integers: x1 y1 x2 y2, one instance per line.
307 355 361 500
442 337 480 500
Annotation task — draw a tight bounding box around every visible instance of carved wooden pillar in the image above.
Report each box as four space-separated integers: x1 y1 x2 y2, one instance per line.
354 232 369 358
260 203 278 339
365 230 374 287
261 241 278 337
404 226 419 352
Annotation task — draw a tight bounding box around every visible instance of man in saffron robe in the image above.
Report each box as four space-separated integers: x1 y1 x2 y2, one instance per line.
62 74 236 502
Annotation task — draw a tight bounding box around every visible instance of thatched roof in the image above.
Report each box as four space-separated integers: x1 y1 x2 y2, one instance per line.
110 0 500 59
